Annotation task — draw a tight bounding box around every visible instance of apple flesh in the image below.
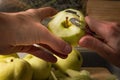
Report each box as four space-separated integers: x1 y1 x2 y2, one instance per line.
0 57 33 80
66 69 92 80
54 47 83 73
23 54 52 80
48 9 86 46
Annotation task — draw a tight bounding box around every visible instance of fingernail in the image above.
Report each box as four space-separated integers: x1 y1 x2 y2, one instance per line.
63 44 72 54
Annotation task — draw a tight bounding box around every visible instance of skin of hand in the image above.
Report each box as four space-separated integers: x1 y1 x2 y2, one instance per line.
0 7 72 63
79 16 120 67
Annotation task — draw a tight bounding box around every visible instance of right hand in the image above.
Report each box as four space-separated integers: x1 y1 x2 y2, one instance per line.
79 16 120 67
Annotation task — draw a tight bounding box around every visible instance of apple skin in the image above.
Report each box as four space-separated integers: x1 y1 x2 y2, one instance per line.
0 53 19 59
48 9 86 46
54 47 83 73
23 54 52 80
0 57 33 80
66 69 92 80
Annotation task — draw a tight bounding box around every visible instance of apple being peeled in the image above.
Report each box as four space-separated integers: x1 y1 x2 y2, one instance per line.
54 48 83 73
0 57 33 80
48 9 86 46
23 54 52 80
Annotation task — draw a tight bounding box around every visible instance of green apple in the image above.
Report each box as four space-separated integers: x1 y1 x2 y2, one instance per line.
0 53 19 59
54 47 83 73
48 9 86 46
0 57 33 80
23 54 52 80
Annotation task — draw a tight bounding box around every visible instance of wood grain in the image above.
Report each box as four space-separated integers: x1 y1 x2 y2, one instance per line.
87 0 120 23
81 67 113 80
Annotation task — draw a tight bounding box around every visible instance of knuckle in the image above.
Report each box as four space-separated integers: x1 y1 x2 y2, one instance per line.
27 9 37 13
26 9 38 16
106 22 118 35
111 22 119 27
105 22 120 39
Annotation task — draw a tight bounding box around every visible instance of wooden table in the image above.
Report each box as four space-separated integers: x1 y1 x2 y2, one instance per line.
86 0 120 23
81 67 116 80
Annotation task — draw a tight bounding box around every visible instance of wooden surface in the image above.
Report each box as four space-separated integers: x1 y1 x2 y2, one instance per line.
81 67 113 80
86 0 120 23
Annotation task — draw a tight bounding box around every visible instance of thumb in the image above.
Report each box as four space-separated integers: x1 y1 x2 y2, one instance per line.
85 16 109 39
79 35 114 58
36 7 57 20
27 7 57 21
79 35 120 66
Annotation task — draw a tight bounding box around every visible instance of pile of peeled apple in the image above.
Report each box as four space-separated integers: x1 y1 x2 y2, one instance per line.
0 9 117 80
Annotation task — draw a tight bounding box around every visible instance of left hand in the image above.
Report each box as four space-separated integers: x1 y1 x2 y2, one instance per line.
0 7 72 62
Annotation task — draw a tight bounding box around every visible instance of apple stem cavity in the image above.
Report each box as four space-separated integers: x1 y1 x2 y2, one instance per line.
62 17 71 28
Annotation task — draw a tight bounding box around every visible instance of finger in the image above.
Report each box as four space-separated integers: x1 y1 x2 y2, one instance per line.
13 22 72 56
79 35 115 58
39 43 68 59
79 35 120 66
36 7 57 20
28 47 57 63
13 45 57 63
85 16 109 38
35 24 72 55
41 31 72 56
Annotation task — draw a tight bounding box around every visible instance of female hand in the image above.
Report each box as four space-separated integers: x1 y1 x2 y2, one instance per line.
79 16 120 67
0 7 72 62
